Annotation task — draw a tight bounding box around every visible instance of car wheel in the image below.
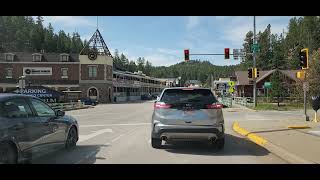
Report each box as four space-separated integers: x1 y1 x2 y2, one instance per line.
65 127 78 150
215 137 225 150
151 138 162 149
0 142 17 164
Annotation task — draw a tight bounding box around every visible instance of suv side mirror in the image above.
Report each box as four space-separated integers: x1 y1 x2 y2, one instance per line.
56 110 65 117
156 96 160 101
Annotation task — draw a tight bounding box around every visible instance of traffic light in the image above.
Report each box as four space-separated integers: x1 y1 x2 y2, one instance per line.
184 49 189 61
224 48 230 59
248 68 253 79
299 48 309 69
254 68 260 78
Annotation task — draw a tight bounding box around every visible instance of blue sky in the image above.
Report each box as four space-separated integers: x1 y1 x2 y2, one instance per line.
41 16 294 67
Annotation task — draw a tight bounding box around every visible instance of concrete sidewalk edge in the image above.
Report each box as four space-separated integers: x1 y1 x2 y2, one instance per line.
232 122 315 164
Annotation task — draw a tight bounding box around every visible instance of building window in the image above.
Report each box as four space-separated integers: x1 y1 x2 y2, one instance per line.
6 68 13 78
32 54 42 62
61 68 68 79
88 66 97 78
60 54 69 62
5 53 14 61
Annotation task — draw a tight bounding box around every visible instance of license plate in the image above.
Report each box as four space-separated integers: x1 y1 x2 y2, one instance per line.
183 110 194 116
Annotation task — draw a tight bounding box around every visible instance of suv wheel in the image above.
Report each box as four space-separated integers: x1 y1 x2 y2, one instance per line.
151 138 162 149
215 137 225 150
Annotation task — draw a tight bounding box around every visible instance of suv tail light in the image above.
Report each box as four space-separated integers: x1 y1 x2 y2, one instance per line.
206 104 223 109
154 102 172 109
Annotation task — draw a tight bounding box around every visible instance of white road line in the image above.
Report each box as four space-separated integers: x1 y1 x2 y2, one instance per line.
78 128 113 143
111 134 125 142
81 123 150 128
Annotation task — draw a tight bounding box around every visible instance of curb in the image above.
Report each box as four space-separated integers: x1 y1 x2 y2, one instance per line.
232 122 315 164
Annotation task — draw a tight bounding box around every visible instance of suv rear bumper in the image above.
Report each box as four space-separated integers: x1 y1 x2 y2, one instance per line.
152 123 224 141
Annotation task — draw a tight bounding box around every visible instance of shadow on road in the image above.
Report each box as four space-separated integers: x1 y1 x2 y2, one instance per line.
164 133 270 156
31 144 109 164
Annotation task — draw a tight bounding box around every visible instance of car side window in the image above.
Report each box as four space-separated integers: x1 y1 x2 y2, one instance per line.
2 98 33 118
30 99 55 117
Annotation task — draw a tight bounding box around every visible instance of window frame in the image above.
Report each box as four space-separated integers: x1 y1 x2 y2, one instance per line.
1 97 35 118
4 53 14 62
6 68 13 79
28 98 56 117
61 68 68 79
60 54 69 62
88 65 98 78
32 54 42 62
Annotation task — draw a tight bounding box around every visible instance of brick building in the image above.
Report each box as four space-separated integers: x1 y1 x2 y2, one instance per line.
0 29 167 103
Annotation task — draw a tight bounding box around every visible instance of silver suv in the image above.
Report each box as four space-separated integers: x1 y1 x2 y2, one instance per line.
151 87 225 149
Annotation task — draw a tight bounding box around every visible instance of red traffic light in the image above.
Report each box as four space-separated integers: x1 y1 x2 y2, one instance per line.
224 48 230 59
184 49 189 61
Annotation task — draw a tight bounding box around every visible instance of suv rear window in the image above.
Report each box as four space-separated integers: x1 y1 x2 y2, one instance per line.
160 89 217 104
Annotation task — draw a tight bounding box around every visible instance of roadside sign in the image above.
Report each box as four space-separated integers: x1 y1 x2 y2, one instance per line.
229 87 235 93
228 81 235 87
264 82 272 89
251 43 260 53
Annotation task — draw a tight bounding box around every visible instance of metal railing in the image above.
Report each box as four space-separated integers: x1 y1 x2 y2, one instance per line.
219 97 233 108
234 97 254 107
48 101 86 111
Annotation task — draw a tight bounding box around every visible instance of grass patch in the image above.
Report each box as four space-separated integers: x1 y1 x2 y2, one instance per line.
252 103 306 111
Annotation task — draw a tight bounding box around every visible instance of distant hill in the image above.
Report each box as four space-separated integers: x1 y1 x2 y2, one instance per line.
150 60 243 86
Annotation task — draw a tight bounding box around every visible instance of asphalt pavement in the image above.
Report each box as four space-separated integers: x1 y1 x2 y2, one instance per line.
32 101 287 164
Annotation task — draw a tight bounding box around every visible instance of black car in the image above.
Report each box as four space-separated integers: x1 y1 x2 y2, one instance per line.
80 98 98 106
0 94 79 164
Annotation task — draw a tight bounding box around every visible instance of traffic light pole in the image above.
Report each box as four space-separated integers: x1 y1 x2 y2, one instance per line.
253 16 257 108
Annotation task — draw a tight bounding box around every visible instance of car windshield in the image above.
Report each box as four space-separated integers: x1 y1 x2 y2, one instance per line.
161 89 217 104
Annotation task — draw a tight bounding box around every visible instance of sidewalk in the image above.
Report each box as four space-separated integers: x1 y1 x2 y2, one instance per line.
234 119 320 164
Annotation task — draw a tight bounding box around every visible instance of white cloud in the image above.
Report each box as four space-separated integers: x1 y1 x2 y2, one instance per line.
43 16 95 28
218 16 292 47
186 16 200 30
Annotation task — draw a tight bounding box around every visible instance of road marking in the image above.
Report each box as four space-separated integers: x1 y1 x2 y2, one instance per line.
307 131 320 136
81 123 150 128
111 134 125 142
110 127 140 143
78 128 113 143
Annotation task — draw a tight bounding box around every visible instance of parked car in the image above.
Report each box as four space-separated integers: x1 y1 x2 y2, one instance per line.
141 93 152 100
0 94 79 164
151 87 225 149
80 97 98 106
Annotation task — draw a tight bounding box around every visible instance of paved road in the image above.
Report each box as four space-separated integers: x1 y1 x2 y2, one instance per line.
32 101 287 164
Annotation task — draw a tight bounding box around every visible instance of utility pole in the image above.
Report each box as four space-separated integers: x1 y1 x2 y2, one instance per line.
253 16 257 107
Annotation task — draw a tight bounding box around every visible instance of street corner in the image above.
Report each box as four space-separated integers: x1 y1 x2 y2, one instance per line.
232 122 267 146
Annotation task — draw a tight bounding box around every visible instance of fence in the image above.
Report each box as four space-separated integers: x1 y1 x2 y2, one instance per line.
219 97 233 108
234 97 254 107
49 101 86 111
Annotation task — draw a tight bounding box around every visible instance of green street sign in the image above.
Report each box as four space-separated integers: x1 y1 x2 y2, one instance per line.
251 43 260 53
264 82 272 89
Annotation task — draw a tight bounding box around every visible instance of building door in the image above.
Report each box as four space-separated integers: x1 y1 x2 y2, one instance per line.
88 87 98 100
